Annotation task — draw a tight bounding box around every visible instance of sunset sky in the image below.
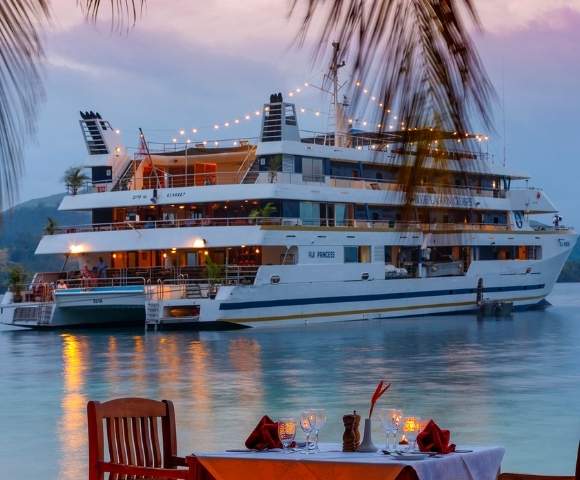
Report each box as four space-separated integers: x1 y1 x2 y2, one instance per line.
21 0 580 225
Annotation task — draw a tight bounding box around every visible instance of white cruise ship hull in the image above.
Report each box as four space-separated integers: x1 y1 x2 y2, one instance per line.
145 238 574 329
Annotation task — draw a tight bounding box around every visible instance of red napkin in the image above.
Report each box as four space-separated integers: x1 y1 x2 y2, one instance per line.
417 420 456 454
244 415 282 450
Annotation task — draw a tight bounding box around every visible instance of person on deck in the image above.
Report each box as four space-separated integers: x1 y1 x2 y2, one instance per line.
96 257 108 278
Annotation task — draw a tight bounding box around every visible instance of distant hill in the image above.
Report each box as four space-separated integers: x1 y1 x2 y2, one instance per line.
559 238 580 282
0 193 90 288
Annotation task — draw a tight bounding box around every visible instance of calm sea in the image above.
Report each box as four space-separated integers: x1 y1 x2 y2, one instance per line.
1 283 579 478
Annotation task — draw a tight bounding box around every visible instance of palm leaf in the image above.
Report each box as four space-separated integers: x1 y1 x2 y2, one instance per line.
79 0 145 30
0 0 143 211
290 0 496 221
0 0 48 208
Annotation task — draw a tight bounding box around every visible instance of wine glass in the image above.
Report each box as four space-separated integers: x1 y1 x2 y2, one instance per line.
300 411 314 453
380 408 403 450
402 416 421 451
278 418 297 453
309 409 327 452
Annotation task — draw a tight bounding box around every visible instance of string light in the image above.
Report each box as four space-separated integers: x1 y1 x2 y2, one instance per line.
160 76 491 144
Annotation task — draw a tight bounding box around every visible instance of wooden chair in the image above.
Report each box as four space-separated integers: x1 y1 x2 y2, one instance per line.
87 397 203 480
498 441 580 480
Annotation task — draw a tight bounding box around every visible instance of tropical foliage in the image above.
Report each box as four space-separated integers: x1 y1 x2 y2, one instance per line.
249 202 278 220
6 264 27 300
44 217 57 235
63 166 90 195
0 0 143 210
290 0 495 220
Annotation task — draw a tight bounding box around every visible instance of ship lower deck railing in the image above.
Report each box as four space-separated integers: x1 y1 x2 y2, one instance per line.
10 267 259 305
8 277 146 305
151 267 259 301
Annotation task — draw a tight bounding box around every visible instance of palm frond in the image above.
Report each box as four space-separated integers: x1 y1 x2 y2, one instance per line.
0 0 49 208
290 0 496 221
79 0 145 30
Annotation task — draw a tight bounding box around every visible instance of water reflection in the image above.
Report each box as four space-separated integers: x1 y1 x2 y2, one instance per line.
130 335 147 396
58 334 88 480
1 285 579 479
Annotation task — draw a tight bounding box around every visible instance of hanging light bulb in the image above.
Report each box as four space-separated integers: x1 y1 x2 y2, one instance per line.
179 129 185 136
192 128 198 133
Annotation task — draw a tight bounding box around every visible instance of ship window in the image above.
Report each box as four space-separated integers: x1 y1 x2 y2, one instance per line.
359 246 371 263
334 203 347 226
344 246 371 263
302 157 324 182
299 201 320 226
344 246 358 263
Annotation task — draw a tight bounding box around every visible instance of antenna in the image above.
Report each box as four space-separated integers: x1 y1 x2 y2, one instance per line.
501 57 507 167
329 41 346 146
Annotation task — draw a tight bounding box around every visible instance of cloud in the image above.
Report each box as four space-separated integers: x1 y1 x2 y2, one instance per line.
475 0 580 33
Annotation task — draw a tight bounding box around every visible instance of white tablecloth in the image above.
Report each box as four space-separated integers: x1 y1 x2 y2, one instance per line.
194 443 505 480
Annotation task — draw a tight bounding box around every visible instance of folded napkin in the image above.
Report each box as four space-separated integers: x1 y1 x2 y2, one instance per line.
245 415 282 450
417 419 456 454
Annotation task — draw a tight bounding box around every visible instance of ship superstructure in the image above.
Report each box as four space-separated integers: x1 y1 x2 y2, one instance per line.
1 92 576 328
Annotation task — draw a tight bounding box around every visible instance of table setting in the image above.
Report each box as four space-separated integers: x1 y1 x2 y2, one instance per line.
193 381 505 480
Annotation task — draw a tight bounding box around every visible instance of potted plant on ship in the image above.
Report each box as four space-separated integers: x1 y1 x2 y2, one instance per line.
7 264 27 303
268 155 282 183
249 202 277 225
44 217 57 235
63 166 89 195
205 256 223 299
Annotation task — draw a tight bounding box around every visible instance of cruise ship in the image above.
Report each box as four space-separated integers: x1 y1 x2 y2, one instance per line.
0 87 576 329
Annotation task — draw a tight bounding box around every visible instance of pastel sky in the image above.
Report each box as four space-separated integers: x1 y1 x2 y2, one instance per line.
20 0 580 226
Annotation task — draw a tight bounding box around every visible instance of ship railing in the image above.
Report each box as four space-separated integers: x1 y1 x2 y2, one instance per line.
50 216 514 235
299 130 491 160
152 266 259 301
531 224 572 232
144 137 260 154
74 172 507 199
7 277 146 304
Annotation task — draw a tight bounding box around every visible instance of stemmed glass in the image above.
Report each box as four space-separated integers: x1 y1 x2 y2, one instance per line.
402 416 422 451
309 409 327 452
300 411 314 453
277 418 297 453
380 409 403 450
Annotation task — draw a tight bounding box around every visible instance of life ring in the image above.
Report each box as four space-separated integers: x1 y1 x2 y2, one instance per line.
514 211 524 229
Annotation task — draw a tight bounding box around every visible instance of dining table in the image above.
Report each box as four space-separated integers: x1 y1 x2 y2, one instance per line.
192 443 505 480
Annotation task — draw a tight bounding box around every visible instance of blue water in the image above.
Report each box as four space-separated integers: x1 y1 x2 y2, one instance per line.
1 283 579 479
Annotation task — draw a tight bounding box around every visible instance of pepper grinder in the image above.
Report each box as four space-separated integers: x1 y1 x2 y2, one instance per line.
342 410 361 452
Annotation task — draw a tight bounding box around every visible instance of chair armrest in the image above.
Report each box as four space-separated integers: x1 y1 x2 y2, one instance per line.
99 461 191 479
169 455 187 467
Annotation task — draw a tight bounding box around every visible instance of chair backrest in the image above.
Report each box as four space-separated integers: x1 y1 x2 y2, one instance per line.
87 397 179 478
